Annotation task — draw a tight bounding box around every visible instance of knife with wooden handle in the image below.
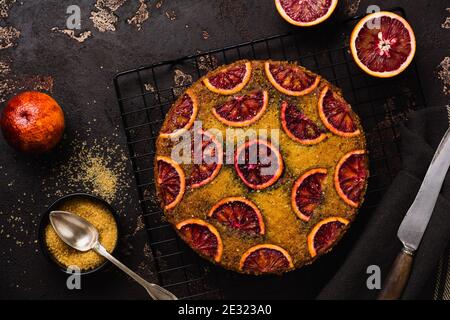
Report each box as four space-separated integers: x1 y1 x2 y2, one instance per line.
378 127 450 300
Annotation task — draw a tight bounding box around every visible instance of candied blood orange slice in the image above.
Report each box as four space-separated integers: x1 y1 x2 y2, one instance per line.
335 150 368 207
350 11 416 78
292 168 327 222
281 101 327 145
208 197 265 235
189 130 223 188
156 156 185 210
307 217 349 257
239 244 294 274
318 86 360 137
275 0 338 27
213 90 268 127
203 61 252 95
176 218 223 262
265 61 320 96
160 90 198 138
234 139 284 190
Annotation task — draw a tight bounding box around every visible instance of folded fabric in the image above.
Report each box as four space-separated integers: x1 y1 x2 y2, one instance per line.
317 106 450 300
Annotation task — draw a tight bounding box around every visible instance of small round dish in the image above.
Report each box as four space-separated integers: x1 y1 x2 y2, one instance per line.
38 193 120 275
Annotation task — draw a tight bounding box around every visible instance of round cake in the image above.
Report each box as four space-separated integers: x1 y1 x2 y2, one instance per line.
155 60 368 275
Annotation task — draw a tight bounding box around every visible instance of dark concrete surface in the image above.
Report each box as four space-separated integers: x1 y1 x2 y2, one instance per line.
0 0 449 299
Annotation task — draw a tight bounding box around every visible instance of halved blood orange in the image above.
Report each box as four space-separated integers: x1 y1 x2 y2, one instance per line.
213 90 268 127
176 218 223 262
292 168 327 222
203 61 252 95
156 156 185 210
239 244 294 274
160 90 198 138
189 130 223 188
275 0 338 27
335 150 368 207
318 86 360 137
281 101 327 145
265 61 320 96
208 197 265 235
234 139 284 190
307 217 349 257
350 11 416 78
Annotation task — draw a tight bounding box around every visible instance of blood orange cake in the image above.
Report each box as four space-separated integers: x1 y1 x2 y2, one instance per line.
155 60 368 275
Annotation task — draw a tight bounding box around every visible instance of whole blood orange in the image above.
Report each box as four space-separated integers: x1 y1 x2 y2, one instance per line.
1 91 65 154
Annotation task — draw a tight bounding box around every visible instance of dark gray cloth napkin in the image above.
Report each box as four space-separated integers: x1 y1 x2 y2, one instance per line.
317 106 450 300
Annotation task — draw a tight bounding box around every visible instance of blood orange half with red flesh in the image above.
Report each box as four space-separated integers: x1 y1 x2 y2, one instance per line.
160 91 198 138
308 217 349 257
176 218 223 262
234 139 284 190
318 86 360 137
350 11 416 78
189 130 223 189
275 0 338 27
292 168 327 222
239 244 294 274
281 101 327 145
265 61 320 96
208 197 265 235
335 150 368 207
213 90 268 127
203 62 252 95
156 156 185 210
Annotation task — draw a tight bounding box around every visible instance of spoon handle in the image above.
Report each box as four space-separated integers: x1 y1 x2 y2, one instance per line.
93 243 177 300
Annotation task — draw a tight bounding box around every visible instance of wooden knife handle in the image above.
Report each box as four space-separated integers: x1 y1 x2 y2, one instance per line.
378 247 414 300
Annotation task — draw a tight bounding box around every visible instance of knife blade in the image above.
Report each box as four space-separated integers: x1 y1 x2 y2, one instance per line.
398 127 450 251
379 127 450 300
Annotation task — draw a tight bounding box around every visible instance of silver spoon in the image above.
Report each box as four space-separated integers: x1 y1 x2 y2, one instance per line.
49 210 177 300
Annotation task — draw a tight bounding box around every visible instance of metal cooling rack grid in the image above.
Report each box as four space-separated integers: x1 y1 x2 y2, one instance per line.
114 20 426 299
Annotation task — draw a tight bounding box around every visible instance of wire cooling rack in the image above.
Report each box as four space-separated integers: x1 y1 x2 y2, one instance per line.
114 12 426 299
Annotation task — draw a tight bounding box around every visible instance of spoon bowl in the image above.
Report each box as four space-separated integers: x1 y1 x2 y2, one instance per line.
49 211 99 252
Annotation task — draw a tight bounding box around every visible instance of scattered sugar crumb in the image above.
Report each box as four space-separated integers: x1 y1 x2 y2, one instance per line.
0 26 20 49
90 0 127 33
442 8 450 29
0 0 16 19
197 52 218 72
165 10 176 21
173 69 192 96
144 83 155 92
51 27 92 43
90 8 118 32
132 215 145 236
155 0 162 9
344 0 361 16
438 57 450 95
127 0 149 30
0 59 11 75
202 30 210 40
96 0 127 12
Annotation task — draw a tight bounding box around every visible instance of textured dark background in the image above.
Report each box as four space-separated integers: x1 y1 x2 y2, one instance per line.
0 0 449 299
